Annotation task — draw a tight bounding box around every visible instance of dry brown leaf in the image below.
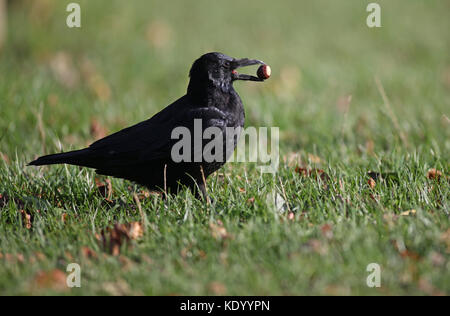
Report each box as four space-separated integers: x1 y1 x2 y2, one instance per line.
95 177 113 201
418 278 445 296
400 209 417 216
295 167 330 187
320 224 333 239
283 152 302 167
392 240 421 261
138 190 151 200
90 118 108 140
247 197 255 204
440 229 450 253
33 269 67 291
427 168 443 181
324 285 351 296
19 210 32 229
127 222 144 240
81 246 97 259
102 280 131 296
429 252 445 267
288 212 295 221
308 153 322 164
0 152 9 164
99 222 144 256
383 213 399 225
210 222 230 240
34 252 46 262
368 177 376 189
308 239 328 255
208 282 227 295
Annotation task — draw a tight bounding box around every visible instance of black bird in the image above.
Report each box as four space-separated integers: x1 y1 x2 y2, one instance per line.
29 52 267 199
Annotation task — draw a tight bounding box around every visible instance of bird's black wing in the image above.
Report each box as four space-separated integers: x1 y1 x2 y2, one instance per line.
84 96 190 169
87 97 230 169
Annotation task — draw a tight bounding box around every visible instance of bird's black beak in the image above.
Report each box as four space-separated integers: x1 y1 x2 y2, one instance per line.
231 58 265 81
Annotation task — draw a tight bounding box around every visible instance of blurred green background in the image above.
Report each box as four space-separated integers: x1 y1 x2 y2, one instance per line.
1 0 449 159
0 0 449 295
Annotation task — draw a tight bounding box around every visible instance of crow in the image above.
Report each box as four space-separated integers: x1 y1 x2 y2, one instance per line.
29 52 267 199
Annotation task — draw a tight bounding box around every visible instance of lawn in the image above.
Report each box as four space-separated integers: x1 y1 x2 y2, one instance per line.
0 0 449 295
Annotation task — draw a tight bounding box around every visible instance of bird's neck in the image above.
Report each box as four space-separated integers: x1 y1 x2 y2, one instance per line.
187 79 235 108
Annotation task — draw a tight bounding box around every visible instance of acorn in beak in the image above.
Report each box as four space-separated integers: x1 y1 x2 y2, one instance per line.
231 58 268 81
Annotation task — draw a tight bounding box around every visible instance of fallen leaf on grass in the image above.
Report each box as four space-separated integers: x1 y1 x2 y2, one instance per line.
95 177 113 202
324 284 351 296
295 167 330 181
427 168 443 181
418 278 445 296
0 152 9 164
19 210 32 229
307 153 322 164
0 253 25 264
308 239 328 255
102 279 132 296
288 212 295 221
429 252 445 267
81 246 97 259
137 190 150 200
90 118 108 140
440 229 450 253
368 172 399 185
400 209 417 216
383 213 399 226
99 222 144 256
210 222 230 241
283 152 302 167
208 282 227 295
34 252 46 262
320 224 333 239
295 167 331 190
368 177 376 189
392 240 421 261
33 269 67 292
399 249 421 261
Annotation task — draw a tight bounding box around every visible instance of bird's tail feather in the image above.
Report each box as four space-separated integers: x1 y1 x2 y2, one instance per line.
28 149 94 167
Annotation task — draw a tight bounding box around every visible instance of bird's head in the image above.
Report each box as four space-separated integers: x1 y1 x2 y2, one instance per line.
188 52 266 94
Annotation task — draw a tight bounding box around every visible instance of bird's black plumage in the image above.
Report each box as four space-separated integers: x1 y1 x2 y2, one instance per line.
29 52 267 199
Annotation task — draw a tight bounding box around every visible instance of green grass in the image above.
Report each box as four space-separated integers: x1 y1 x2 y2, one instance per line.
0 0 449 295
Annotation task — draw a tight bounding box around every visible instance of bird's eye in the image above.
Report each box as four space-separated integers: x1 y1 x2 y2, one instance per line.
224 61 231 68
